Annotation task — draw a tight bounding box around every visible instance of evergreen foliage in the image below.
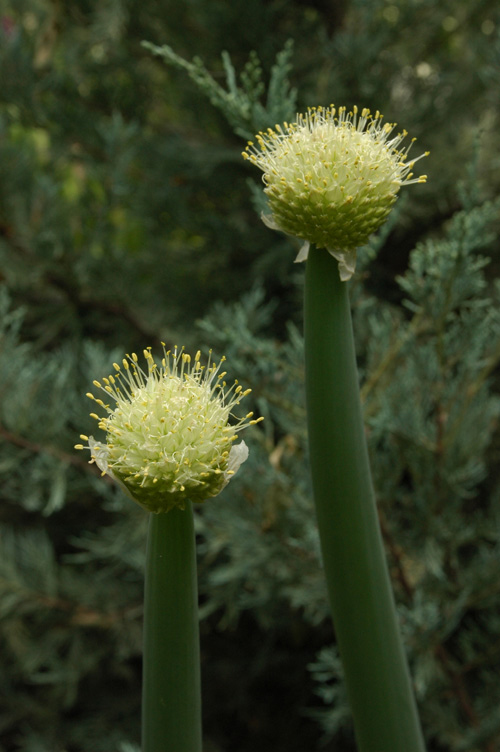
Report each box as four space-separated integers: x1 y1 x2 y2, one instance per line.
142 40 297 140
1 1 499 751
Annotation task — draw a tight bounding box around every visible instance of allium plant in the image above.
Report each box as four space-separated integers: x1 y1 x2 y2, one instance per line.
244 106 427 752
76 346 261 752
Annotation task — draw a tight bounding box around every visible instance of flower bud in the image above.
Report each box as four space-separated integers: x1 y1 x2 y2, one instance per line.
243 105 428 280
76 346 262 513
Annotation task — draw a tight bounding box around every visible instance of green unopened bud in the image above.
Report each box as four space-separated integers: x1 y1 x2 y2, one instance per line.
243 105 428 280
76 346 262 513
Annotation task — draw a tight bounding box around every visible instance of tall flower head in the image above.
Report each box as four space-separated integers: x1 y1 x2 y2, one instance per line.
243 105 428 280
75 346 262 513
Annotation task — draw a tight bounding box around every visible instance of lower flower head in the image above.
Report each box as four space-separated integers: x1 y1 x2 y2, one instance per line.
243 105 428 279
75 346 262 513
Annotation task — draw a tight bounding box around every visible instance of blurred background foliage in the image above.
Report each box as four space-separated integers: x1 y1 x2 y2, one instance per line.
1 0 500 750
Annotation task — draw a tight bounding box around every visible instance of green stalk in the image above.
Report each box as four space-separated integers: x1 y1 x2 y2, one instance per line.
142 503 202 752
304 246 425 752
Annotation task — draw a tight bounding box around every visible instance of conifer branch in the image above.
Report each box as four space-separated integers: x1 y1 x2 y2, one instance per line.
0 423 87 470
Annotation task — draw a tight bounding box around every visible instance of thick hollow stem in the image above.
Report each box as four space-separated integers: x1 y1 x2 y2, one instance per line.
304 246 426 752
142 503 202 752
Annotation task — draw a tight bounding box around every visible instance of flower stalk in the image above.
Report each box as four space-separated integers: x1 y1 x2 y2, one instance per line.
142 503 202 752
304 246 426 752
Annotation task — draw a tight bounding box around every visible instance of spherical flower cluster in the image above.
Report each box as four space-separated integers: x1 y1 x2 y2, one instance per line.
243 105 428 280
75 346 262 513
